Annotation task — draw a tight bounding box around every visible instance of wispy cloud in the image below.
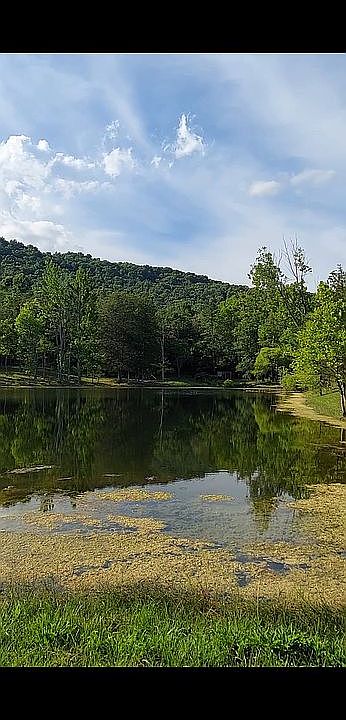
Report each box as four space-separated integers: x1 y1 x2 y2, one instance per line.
172 114 206 159
290 168 336 186
105 120 120 141
248 180 281 197
151 155 162 168
0 54 345 283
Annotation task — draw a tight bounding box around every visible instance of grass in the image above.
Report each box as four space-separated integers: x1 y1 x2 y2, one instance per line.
0 371 211 389
306 390 342 420
0 369 282 391
0 584 344 667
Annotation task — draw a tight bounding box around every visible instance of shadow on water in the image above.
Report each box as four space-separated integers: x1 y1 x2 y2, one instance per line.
0 387 345 533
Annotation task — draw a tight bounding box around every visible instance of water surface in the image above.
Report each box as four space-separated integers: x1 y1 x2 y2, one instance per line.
0 388 344 548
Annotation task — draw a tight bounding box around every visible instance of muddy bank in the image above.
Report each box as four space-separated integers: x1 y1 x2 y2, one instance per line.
277 392 346 430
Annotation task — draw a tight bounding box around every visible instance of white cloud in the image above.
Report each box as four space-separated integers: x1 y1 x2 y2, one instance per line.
4 179 21 196
16 193 42 213
0 134 50 195
52 152 95 170
103 147 135 177
0 211 75 253
173 114 205 159
151 155 162 167
248 180 281 197
37 139 50 152
0 134 30 158
290 169 336 186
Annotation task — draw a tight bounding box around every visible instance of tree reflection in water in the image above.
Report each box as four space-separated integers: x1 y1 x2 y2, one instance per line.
0 388 344 529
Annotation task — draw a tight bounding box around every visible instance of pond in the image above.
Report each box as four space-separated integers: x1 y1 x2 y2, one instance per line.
0 387 345 550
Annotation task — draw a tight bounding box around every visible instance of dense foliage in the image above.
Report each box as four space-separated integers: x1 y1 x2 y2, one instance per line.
0 236 345 414
0 237 240 307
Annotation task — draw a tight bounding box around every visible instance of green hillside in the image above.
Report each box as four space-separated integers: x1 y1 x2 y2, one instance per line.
0 237 246 308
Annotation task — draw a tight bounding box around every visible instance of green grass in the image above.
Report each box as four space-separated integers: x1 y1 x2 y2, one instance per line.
0 371 82 388
0 584 344 667
306 390 343 420
0 371 212 389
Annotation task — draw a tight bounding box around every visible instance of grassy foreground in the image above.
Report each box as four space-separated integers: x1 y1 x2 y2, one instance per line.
305 390 343 420
0 585 344 667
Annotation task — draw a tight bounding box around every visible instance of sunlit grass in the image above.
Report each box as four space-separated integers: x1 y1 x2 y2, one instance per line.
0 585 344 667
306 390 342 420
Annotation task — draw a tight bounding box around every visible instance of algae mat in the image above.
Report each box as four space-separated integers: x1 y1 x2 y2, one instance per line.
1 485 345 607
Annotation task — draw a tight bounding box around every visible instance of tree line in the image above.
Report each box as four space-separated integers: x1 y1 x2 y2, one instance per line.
0 237 345 415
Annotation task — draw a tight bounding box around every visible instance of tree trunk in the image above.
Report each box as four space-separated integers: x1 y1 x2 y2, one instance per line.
337 380 346 417
342 382 346 417
160 330 165 382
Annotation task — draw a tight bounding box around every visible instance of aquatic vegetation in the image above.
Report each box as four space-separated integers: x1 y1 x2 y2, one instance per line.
96 489 173 503
0 482 344 608
3 465 55 475
200 494 233 502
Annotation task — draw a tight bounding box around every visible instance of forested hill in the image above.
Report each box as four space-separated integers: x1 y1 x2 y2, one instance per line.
0 238 245 307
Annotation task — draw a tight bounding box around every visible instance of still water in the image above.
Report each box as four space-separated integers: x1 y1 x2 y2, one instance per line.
0 388 345 547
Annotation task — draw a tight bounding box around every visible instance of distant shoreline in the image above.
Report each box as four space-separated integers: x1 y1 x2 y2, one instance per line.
0 373 281 393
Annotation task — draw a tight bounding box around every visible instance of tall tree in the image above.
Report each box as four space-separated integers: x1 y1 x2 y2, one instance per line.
157 302 198 379
98 292 159 380
0 286 19 369
294 279 346 416
36 262 74 381
70 268 96 383
15 300 45 378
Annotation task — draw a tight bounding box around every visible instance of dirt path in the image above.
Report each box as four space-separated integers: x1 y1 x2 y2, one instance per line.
277 392 346 430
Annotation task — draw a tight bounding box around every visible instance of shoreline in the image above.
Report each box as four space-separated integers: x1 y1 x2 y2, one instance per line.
277 392 346 430
1 377 345 428
0 376 281 392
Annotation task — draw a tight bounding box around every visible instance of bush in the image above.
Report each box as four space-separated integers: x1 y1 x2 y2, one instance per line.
223 379 234 388
281 372 306 391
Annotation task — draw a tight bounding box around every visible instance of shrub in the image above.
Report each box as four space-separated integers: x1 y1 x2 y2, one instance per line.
281 371 306 391
223 379 233 388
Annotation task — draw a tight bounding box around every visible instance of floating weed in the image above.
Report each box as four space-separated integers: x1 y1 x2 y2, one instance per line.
96 489 173 503
0 482 344 610
200 495 233 502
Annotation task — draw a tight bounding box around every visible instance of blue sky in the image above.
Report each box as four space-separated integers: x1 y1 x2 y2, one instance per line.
0 53 345 285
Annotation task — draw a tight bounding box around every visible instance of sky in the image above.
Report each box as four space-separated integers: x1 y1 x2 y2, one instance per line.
0 53 345 286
